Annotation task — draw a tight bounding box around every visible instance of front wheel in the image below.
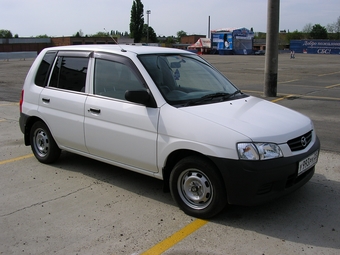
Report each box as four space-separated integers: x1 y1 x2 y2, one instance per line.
170 156 227 218
30 121 61 163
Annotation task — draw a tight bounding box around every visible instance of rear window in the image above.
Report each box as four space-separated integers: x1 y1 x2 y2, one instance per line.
34 51 57 87
49 56 89 92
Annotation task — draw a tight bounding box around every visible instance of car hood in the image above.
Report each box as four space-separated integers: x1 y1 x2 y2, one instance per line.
180 96 313 143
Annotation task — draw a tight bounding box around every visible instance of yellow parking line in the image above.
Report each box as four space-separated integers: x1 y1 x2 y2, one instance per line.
302 95 340 101
243 90 340 101
318 71 340 77
271 94 294 103
140 219 208 255
325 84 340 89
0 154 34 165
278 79 299 84
0 102 19 106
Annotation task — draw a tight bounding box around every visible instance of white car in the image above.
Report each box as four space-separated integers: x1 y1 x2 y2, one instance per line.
19 45 320 218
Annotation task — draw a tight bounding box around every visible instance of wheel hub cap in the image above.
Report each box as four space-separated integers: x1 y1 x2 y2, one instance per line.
178 170 213 210
34 129 49 156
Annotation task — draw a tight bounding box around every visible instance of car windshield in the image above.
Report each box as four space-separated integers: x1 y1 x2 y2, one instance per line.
138 54 246 107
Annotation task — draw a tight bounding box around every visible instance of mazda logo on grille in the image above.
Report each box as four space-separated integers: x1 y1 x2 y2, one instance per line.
301 136 307 147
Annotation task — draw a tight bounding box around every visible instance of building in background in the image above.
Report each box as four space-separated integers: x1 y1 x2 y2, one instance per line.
211 27 254 55
0 36 133 59
51 36 118 46
0 38 51 55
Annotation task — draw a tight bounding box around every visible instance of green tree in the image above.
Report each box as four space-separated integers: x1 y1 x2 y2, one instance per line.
142 24 157 43
73 29 84 37
130 0 144 43
0 29 13 38
165 36 176 44
327 16 340 39
286 30 304 41
254 32 266 39
310 24 328 39
176 30 187 42
91 31 109 37
302 23 313 34
35 34 49 38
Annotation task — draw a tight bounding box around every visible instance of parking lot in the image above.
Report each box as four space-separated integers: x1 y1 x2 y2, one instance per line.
1 53 339 254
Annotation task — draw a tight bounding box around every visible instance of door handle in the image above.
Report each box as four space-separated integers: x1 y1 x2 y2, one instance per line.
42 98 50 103
88 108 101 114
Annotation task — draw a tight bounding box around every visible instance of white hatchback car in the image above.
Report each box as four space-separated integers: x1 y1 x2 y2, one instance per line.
20 45 320 218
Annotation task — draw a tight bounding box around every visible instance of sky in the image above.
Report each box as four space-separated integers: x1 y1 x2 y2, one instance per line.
1 0 339 37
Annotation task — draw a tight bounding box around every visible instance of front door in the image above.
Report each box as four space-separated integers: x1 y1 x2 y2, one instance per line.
84 54 159 173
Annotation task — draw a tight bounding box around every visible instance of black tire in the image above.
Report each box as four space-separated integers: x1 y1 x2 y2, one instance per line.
170 156 227 218
30 121 61 164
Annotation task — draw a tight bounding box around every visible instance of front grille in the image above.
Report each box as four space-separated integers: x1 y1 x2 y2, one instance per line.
287 131 312 152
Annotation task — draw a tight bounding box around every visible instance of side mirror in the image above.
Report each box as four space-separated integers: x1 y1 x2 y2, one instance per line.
125 90 156 107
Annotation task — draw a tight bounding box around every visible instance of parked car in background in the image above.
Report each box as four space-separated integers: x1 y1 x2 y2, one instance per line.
254 50 266 55
19 45 320 218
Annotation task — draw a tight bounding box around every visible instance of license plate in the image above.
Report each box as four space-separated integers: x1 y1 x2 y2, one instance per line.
298 150 319 176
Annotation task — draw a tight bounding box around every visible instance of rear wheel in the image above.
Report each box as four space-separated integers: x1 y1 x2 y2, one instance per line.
170 156 227 218
30 121 61 163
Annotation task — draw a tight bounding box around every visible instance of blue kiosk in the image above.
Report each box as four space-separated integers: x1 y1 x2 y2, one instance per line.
211 27 254 55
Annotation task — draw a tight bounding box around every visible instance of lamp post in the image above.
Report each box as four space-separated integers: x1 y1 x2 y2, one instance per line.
146 10 151 45
264 0 280 97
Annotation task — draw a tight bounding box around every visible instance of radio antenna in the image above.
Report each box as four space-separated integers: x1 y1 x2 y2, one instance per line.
104 28 126 52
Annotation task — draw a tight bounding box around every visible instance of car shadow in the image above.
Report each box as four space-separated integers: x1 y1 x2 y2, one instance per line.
52 152 339 250
212 172 340 250
53 151 175 205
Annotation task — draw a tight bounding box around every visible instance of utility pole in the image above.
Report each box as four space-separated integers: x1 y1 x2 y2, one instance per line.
208 16 211 38
146 10 151 45
264 0 280 97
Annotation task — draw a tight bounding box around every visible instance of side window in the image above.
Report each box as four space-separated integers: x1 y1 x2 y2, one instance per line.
49 56 89 92
34 51 57 87
94 58 145 100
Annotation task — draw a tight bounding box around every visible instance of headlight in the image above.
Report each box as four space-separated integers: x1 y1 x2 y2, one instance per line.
237 143 283 160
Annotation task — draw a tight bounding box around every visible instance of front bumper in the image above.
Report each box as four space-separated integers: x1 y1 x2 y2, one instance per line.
209 136 320 206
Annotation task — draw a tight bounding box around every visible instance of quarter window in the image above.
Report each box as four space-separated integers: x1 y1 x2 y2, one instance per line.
49 56 89 92
34 51 57 87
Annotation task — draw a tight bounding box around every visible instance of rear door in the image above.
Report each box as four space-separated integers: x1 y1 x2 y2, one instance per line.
84 52 159 173
38 51 91 152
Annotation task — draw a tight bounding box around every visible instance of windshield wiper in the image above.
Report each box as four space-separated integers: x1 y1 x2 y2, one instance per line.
223 90 242 100
184 92 229 106
184 91 242 106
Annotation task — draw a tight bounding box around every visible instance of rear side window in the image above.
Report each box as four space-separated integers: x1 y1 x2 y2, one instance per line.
34 51 57 87
49 56 89 92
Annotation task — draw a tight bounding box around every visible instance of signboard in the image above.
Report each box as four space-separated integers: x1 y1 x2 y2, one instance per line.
212 33 232 50
290 40 340 54
233 28 254 40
